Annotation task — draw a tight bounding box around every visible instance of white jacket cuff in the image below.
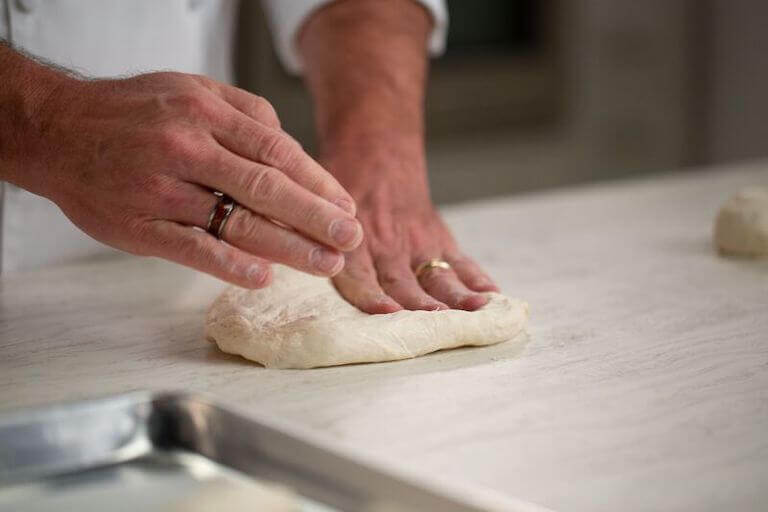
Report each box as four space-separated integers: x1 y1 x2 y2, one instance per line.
261 0 448 75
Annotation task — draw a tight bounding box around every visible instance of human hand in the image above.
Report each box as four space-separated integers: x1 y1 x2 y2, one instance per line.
295 0 496 313
323 143 500 314
9 70 362 287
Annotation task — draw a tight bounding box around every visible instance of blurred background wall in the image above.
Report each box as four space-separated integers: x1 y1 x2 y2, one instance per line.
235 0 768 205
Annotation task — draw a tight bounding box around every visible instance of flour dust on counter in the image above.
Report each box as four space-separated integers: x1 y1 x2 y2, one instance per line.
205 265 529 369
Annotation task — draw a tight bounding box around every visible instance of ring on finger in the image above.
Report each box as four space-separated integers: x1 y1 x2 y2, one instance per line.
413 258 452 279
206 191 237 240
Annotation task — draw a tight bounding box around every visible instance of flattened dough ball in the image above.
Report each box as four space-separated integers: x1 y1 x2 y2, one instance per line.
205 265 529 369
714 186 768 257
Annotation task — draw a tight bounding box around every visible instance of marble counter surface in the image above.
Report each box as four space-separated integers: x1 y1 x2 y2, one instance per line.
2 162 767 511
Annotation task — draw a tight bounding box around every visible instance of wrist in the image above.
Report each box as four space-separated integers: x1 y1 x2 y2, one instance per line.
314 83 425 151
320 124 425 162
299 0 429 167
0 45 77 191
320 132 429 198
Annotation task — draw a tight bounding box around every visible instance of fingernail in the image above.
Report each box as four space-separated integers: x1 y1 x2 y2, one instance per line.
473 276 490 286
426 301 448 311
458 294 488 311
472 277 499 291
247 264 267 286
310 247 343 274
329 218 362 247
371 294 402 314
334 198 356 215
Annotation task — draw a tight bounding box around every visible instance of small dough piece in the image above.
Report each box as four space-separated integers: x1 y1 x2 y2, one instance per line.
714 186 768 257
206 265 529 369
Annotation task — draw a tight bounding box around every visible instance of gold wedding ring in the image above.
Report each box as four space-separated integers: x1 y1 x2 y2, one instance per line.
414 258 452 279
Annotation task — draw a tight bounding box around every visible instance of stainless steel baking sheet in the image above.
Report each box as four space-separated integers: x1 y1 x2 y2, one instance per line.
0 392 496 511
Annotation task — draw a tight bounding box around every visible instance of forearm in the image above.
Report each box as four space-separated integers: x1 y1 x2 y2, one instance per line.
298 0 431 168
0 41 72 189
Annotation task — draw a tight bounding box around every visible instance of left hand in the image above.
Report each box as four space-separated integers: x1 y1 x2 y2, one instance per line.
323 143 500 314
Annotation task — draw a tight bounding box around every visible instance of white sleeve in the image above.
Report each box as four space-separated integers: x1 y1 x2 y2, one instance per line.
260 0 448 75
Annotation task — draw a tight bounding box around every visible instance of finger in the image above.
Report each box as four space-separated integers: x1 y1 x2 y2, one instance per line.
150 180 216 227
332 249 402 314
445 253 500 292
223 205 345 277
375 256 448 311
159 182 345 277
216 84 282 130
192 75 281 131
140 220 272 289
417 265 488 311
211 110 356 215
195 149 363 252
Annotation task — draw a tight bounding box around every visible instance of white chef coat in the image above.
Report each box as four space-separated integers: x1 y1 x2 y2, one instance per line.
0 0 447 273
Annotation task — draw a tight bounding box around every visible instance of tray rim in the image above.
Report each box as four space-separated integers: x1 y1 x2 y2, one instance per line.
0 390 546 512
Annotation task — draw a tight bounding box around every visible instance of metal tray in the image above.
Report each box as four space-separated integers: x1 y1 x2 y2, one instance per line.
0 392 507 512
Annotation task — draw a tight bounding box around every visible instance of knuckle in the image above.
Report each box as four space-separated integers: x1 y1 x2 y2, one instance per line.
161 71 186 82
252 96 280 127
141 173 175 195
243 167 281 200
192 73 217 90
448 254 472 268
155 125 185 152
123 215 148 236
178 232 211 261
171 91 209 116
420 270 444 287
338 254 374 280
256 132 296 167
156 183 188 214
228 209 263 242
155 126 205 161
132 71 170 88
138 176 186 213
123 219 157 256
251 94 272 110
378 269 408 287
300 201 324 225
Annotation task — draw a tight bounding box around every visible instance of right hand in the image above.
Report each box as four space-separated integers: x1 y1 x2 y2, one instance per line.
13 71 362 287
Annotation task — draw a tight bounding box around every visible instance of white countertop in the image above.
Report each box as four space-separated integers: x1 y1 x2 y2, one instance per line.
1 162 767 512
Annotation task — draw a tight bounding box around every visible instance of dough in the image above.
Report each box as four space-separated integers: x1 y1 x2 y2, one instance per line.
205 265 529 369
714 186 768 257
